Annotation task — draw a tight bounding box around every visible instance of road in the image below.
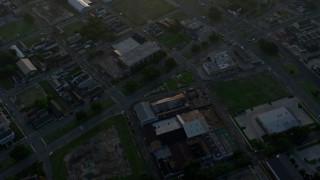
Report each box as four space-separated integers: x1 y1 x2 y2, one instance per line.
1 0 320 179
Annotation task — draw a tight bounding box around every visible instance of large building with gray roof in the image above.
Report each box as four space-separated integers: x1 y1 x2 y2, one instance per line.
257 107 301 134
134 102 158 126
112 38 162 71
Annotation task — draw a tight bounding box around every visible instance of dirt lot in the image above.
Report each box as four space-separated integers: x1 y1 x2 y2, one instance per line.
12 84 47 109
64 126 131 179
90 53 126 80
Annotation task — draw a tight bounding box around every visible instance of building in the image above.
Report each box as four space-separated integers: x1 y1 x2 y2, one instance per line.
112 38 162 71
134 102 158 126
49 100 64 119
257 107 301 134
202 51 238 75
112 38 140 56
176 110 209 138
68 0 91 12
152 94 190 120
16 58 38 76
203 131 233 160
0 113 15 146
10 45 25 58
28 108 52 129
266 155 303 180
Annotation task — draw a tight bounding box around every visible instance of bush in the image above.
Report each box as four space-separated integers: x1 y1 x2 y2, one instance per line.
258 39 279 56
90 102 103 113
164 58 177 71
191 44 200 53
75 110 88 122
123 80 138 94
9 144 30 162
208 6 222 21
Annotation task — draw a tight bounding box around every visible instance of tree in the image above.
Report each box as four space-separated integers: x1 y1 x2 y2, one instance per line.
142 66 159 82
80 17 115 41
209 33 221 42
9 144 30 162
164 58 177 71
289 126 309 145
91 102 103 113
235 154 252 168
258 39 279 56
34 97 48 109
183 160 212 180
208 6 222 21
75 110 88 122
123 80 138 94
261 145 277 157
191 44 200 53
214 161 233 177
23 13 35 24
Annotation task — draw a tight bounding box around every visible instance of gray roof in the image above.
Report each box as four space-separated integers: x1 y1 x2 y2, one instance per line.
134 102 157 126
118 41 161 67
257 107 300 134
267 155 303 180
112 38 140 55
16 58 37 75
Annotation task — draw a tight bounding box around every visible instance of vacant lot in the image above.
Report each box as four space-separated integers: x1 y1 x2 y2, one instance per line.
157 31 189 49
111 0 174 25
13 85 47 109
64 126 131 178
212 73 290 114
0 19 36 42
62 20 83 38
51 114 146 180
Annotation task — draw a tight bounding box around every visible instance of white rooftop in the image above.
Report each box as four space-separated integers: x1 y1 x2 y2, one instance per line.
16 58 37 75
112 38 140 56
257 107 300 134
153 117 181 136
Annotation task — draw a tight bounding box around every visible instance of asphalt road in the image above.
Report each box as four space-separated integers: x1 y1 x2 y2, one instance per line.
1 0 320 179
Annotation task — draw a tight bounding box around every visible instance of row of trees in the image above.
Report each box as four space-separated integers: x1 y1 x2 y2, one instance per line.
251 126 310 157
0 50 18 79
122 57 177 95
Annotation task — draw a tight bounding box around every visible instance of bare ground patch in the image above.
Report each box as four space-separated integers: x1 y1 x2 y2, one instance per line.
12 84 47 109
64 126 131 179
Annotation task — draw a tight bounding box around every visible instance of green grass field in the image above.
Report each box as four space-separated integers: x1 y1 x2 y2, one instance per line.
23 34 48 47
0 19 36 42
212 73 290 114
50 114 146 180
111 0 175 25
298 80 320 106
282 63 300 77
157 31 189 49
39 80 59 98
0 79 13 90
170 11 189 21
44 98 116 144
62 20 83 38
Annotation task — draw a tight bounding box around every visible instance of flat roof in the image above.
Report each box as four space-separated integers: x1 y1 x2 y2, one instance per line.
134 102 157 125
267 155 303 180
153 117 182 135
203 51 237 74
257 107 300 134
119 41 161 67
112 38 140 56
